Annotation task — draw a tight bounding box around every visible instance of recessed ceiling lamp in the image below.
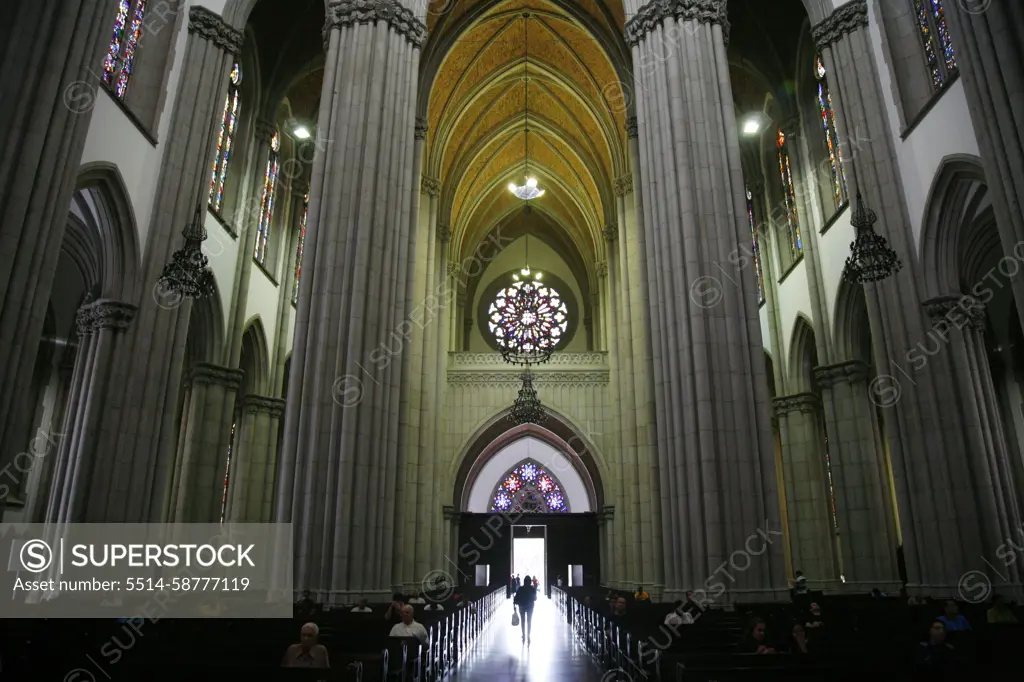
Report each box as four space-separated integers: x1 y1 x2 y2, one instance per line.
509 13 545 201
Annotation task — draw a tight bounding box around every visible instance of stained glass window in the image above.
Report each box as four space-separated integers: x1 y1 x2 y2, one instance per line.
815 56 848 210
209 63 242 213
915 0 958 90
746 188 764 304
490 460 569 513
293 190 309 305
219 421 235 524
777 129 802 259
487 279 569 362
254 131 281 266
102 0 147 99
824 433 838 531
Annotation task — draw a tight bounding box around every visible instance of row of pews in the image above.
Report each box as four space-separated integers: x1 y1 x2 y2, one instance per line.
1 586 504 680
552 585 1024 681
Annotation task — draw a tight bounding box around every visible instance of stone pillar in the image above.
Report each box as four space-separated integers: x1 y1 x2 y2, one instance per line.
275 0 425 598
815 360 900 590
626 0 786 599
89 7 243 521
226 394 285 522
773 394 838 588
443 505 460 590
0 0 117 502
46 300 137 522
168 363 242 522
813 0 1021 593
940 2 1024 332
272 188 307 396
597 506 615 588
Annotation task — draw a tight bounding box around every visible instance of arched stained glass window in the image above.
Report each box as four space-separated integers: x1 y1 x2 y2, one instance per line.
746 188 764 304
815 56 848 209
219 421 235 524
490 460 569 513
914 0 958 90
254 131 281 265
209 63 242 213
293 190 309 305
102 0 147 99
776 129 802 259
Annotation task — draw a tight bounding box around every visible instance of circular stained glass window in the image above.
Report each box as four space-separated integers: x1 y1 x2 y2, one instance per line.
487 280 568 365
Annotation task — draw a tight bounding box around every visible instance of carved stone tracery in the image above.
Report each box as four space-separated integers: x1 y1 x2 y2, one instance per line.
75 300 138 337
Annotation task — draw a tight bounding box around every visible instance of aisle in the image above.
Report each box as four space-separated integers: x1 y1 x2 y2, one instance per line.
446 594 607 682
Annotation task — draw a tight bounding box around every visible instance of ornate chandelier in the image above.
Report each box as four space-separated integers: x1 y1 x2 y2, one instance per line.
842 191 902 283
508 370 547 425
508 13 544 201
157 203 216 300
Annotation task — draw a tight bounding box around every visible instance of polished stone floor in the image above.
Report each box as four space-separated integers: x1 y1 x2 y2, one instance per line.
447 595 607 682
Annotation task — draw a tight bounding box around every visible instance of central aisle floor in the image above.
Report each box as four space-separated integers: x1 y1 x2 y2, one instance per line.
447 595 608 682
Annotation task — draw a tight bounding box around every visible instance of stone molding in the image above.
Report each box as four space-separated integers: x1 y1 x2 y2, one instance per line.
614 173 633 197
443 505 460 523
421 175 441 197
446 371 608 386
188 6 244 55
924 294 986 331
450 352 607 366
437 224 451 243
323 0 427 49
597 505 615 524
76 299 137 336
603 223 619 242
811 0 868 50
596 261 609 278
240 394 286 417
625 117 638 139
415 116 428 140
814 360 869 388
625 0 728 47
772 393 820 417
254 119 278 145
187 363 244 390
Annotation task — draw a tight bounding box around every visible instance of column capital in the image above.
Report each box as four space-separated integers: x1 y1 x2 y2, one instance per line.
437 224 451 243
76 299 138 336
625 117 638 139
240 394 286 417
625 0 728 47
772 393 820 417
811 0 868 51
415 116 429 140
188 363 244 390
442 505 461 523
603 223 618 242
923 294 987 331
254 119 278 145
324 0 427 49
614 173 633 197
188 6 244 55
814 360 869 388
597 505 615 524
596 261 609 278
421 174 441 197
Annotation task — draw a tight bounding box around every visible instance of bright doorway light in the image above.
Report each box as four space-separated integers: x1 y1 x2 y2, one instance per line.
513 536 546 594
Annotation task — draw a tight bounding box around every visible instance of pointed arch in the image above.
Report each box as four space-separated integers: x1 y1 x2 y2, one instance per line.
239 316 270 396
833 278 874 365
788 314 818 393
185 279 226 370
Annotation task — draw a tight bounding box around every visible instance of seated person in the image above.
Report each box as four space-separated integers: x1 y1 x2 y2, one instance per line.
295 590 319 619
938 600 971 632
350 598 372 613
804 602 824 629
744 617 776 654
634 585 650 601
682 590 704 618
987 594 1018 624
664 600 693 627
385 593 407 622
424 600 445 611
787 623 811 654
389 604 429 646
281 622 330 668
407 590 426 604
914 619 957 676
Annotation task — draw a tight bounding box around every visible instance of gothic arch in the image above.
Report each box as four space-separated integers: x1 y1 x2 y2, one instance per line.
184 279 226 369
452 409 606 513
239 316 271 396
833 278 874 365
788 314 817 393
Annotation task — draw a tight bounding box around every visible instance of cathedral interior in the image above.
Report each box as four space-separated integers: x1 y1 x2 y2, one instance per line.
2 0 1024 678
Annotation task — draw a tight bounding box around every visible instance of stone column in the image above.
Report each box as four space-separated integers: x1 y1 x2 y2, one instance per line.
275 0 424 598
167 363 242 522
815 360 900 590
773 394 838 588
597 506 615 588
626 0 786 599
0 0 117 500
88 7 243 521
272 188 307 396
46 300 137 522
813 0 1021 593
940 2 1024 332
226 394 286 522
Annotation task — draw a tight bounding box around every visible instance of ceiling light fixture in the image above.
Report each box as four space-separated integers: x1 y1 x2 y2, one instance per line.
293 124 311 139
509 13 545 201
743 119 761 135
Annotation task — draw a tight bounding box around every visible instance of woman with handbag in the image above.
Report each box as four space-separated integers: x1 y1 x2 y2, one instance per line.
513 574 537 643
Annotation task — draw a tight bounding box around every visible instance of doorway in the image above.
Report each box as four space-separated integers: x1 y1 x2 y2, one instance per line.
512 525 547 594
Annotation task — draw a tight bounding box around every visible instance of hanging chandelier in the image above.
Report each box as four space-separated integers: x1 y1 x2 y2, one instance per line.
842 191 902 283
508 369 548 425
157 203 216 300
508 13 544 201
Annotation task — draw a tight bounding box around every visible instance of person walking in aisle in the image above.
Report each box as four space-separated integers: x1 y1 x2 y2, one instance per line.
514 574 538 644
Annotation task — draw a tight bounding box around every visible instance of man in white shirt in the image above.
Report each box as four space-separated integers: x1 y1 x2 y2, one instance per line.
390 604 429 645
351 598 372 613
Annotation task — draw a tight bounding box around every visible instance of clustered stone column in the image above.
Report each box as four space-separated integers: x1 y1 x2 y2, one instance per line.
626 0 786 600
275 0 425 600
168 364 242 521
772 394 837 587
0 0 118 505
46 299 137 522
226 394 286 522
815 361 899 590
813 0 1022 594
